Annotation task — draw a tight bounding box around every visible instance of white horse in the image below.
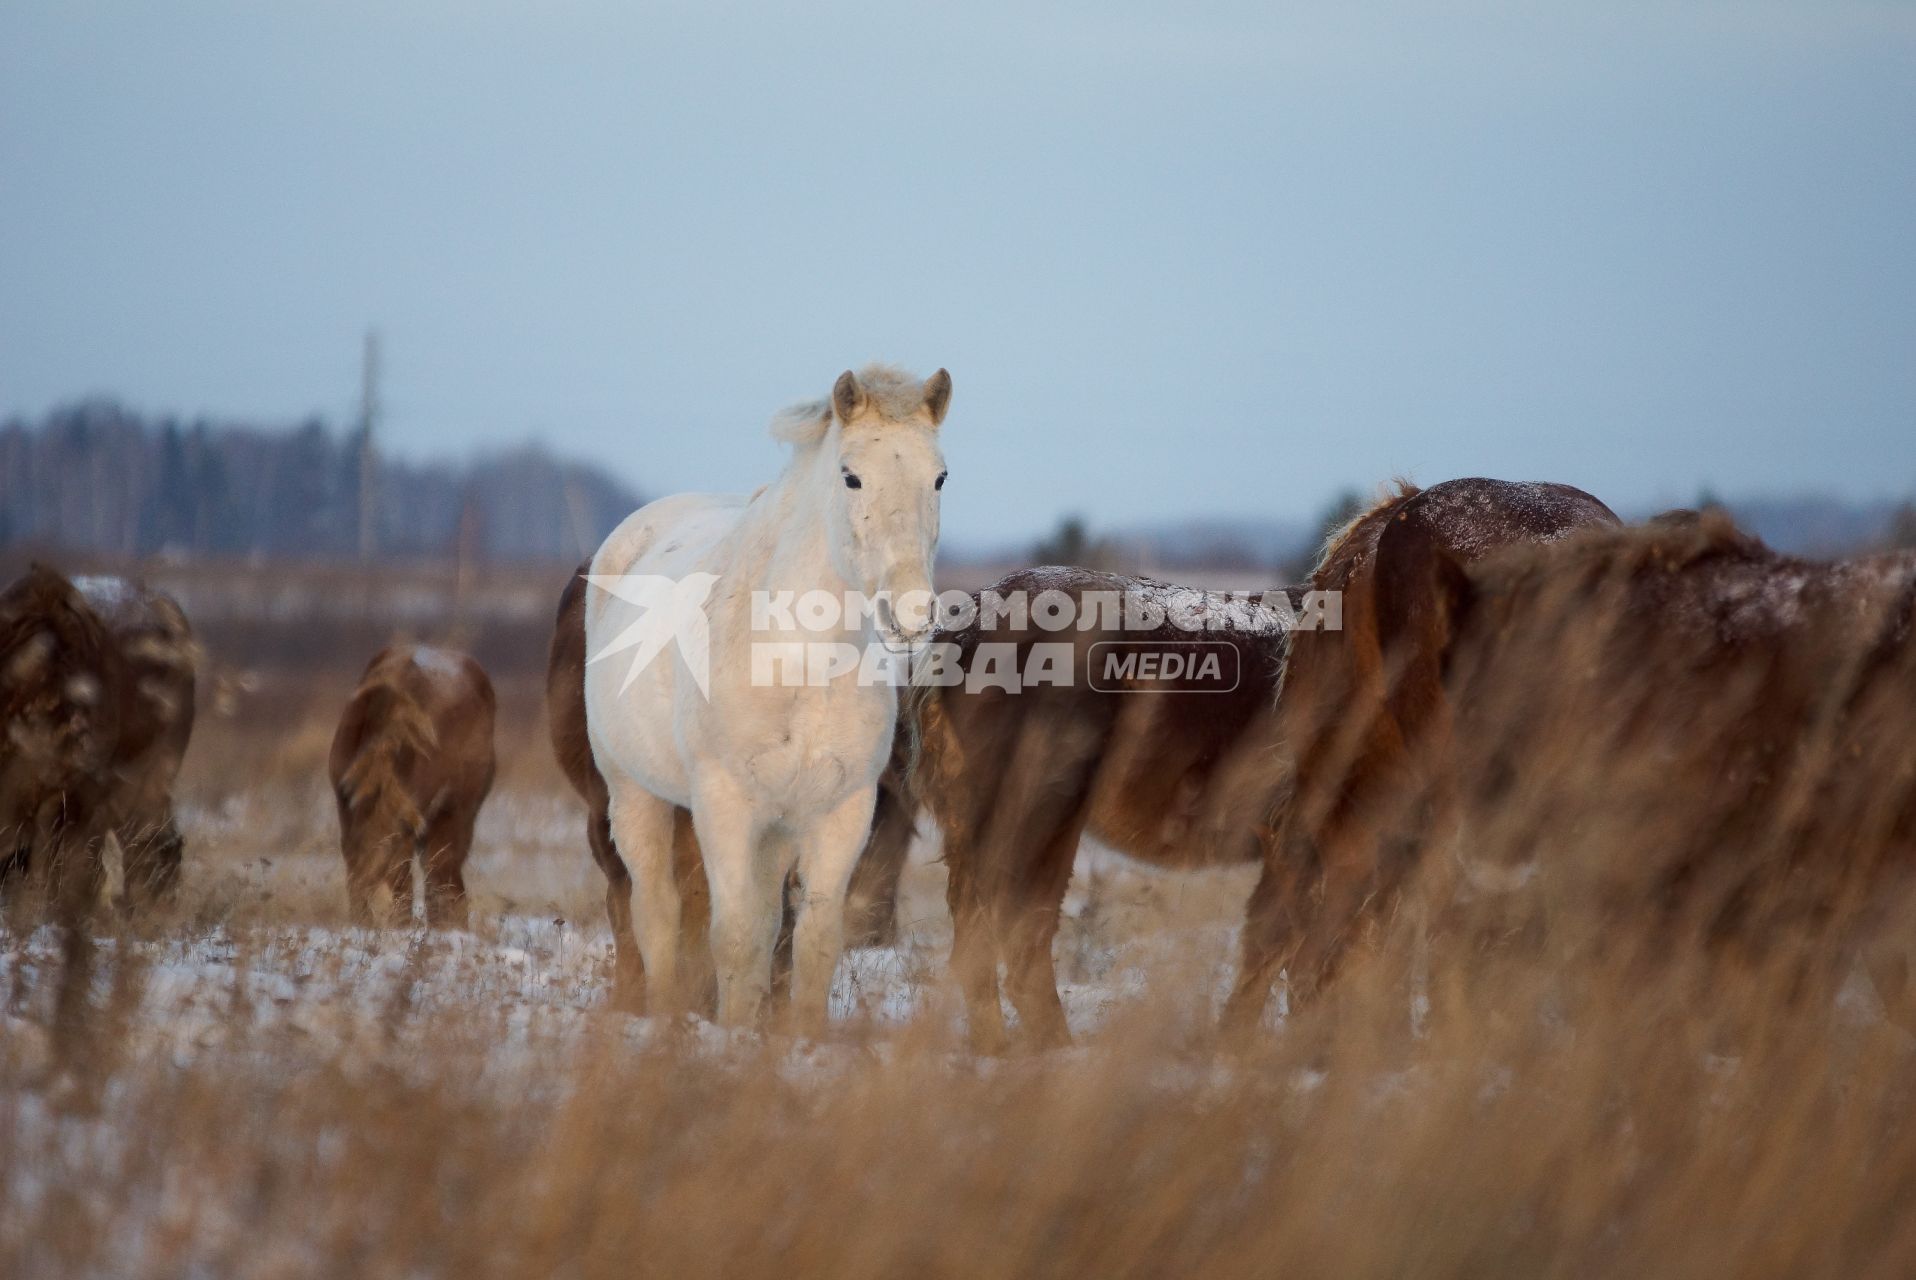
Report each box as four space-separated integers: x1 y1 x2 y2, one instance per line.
583 365 951 1028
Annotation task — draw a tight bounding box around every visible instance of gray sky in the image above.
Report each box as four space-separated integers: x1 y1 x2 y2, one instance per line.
3 1 1913 545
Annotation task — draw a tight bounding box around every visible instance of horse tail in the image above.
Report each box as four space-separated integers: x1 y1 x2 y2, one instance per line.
900 678 942 790
1311 478 1423 586
903 676 971 834
340 675 438 840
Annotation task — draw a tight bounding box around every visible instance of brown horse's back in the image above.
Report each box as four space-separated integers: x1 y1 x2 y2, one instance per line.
1430 513 1916 961
1226 477 1620 1028
1285 478 1619 844
330 644 496 926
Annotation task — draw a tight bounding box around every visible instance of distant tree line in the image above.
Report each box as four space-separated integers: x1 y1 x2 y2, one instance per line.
0 400 643 563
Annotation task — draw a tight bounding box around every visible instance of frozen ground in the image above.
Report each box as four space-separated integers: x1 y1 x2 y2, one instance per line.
3 780 1263 1096
7 774 1893 1097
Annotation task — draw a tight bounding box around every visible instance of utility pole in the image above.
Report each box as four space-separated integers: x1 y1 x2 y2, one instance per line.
357 329 381 562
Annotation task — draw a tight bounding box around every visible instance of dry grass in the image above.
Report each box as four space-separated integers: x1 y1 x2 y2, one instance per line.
5 618 1916 1277
7 879 1916 1278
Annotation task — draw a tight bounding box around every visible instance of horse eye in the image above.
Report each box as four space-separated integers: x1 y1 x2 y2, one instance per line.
843 471 862 489
934 471 947 491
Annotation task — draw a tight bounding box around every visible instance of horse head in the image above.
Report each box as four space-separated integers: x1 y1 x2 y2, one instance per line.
800 364 952 650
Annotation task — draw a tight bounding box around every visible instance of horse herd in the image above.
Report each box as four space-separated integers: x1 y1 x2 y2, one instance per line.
3 363 1913 1048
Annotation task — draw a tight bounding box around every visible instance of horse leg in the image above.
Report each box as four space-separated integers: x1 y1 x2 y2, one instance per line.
1221 847 1307 1037
383 839 416 926
691 771 779 1028
1001 817 1082 1051
1268 836 1381 1032
344 834 411 926
765 831 799 1006
337 803 374 923
788 786 879 1035
47 826 107 1056
119 806 185 909
844 772 915 949
770 875 796 1004
671 807 717 1017
420 809 475 930
607 781 685 1013
586 799 645 1008
943 828 1008 1053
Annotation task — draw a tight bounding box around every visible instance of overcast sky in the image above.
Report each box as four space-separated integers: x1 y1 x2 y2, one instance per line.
3 1 1912 544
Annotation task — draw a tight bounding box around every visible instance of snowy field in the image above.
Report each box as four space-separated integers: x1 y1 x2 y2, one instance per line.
0 813 1257 1076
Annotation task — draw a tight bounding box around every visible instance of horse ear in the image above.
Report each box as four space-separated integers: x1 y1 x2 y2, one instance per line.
832 370 865 423
923 369 952 426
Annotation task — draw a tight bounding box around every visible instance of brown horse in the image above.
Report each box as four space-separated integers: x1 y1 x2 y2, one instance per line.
908 567 1310 1049
1222 478 1620 1031
1 565 197 915
1 564 197 1042
330 644 496 927
1383 510 1916 996
546 564 915 1009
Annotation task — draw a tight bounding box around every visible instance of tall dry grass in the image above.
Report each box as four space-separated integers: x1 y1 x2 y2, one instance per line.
5 900 1916 1278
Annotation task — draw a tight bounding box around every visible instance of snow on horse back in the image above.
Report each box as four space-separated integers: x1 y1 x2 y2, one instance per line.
583 364 952 1028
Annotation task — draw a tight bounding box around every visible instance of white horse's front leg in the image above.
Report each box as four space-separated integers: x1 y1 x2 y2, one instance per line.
606 781 683 1013
692 771 780 1027
789 785 880 1033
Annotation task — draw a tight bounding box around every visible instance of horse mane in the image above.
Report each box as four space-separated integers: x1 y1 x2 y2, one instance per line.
769 363 936 448
846 363 936 422
769 398 832 446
